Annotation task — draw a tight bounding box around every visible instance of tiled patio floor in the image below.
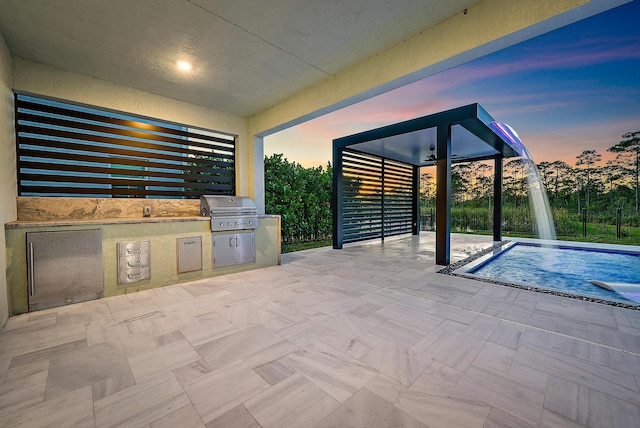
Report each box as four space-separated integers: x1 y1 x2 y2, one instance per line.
1 233 639 427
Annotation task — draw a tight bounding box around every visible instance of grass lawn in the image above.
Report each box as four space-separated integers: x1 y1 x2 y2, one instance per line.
282 239 332 253
282 224 640 254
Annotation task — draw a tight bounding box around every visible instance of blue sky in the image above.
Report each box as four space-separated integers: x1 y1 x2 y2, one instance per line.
265 1 640 168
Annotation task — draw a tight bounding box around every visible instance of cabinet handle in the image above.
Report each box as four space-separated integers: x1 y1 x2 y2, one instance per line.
126 247 142 254
127 260 142 267
28 242 35 297
229 237 235 247
184 241 196 245
235 237 239 247
128 272 144 279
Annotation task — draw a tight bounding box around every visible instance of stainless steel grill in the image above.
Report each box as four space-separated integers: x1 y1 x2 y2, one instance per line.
200 195 259 232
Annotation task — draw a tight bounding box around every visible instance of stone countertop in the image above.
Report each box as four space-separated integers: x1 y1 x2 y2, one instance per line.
5 214 280 228
5 216 210 228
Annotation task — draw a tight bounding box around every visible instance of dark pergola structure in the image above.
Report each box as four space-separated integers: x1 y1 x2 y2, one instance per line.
332 103 523 265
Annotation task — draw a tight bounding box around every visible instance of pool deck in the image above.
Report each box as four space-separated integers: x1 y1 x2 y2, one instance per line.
1 233 639 427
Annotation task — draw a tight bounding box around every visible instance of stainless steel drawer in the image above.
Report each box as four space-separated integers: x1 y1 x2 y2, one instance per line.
118 241 150 257
117 241 151 284
118 253 150 269
118 267 151 284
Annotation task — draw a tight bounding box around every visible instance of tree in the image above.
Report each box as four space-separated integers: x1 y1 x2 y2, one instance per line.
575 149 602 211
504 159 527 206
451 164 472 204
603 158 627 192
420 170 435 201
548 161 574 203
609 131 640 212
264 154 332 243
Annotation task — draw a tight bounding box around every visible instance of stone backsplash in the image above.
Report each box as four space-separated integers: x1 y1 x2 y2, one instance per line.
17 197 200 221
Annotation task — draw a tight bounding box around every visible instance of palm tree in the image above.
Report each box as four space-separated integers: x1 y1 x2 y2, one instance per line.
575 150 602 211
609 131 640 212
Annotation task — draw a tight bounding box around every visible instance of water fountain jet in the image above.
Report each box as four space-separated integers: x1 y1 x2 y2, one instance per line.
489 122 556 241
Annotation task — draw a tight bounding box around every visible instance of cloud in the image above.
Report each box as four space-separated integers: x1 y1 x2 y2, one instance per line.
523 116 640 164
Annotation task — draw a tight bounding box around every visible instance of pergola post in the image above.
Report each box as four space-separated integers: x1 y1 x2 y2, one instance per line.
412 165 419 235
332 147 344 249
493 155 503 243
436 123 451 265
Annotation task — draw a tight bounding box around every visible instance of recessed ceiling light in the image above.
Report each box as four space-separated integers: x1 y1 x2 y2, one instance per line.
177 61 192 71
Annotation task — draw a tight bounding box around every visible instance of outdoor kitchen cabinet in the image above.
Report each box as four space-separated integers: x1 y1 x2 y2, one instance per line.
26 229 104 311
212 232 255 268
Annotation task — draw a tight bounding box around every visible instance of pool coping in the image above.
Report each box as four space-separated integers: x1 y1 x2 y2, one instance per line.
438 238 640 310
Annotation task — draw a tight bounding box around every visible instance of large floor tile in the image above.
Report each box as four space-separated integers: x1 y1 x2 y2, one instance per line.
183 360 269 424
1 385 95 428
244 372 339 427
316 387 425 428
45 341 130 399
0 370 48 419
282 341 378 403
544 375 640 428
94 373 190 428
515 343 640 405
195 325 285 369
366 374 491 428
360 341 431 386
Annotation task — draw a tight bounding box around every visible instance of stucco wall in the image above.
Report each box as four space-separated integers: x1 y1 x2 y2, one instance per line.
0 33 15 328
12 58 251 198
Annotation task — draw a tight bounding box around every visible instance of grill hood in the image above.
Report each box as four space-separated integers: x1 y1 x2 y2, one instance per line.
200 195 257 217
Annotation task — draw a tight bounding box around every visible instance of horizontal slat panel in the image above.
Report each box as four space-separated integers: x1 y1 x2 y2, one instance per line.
339 149 414 245
19 150 233 178
18 99 234 146
16 93 235 198
19 125 234 161
20 185 230 198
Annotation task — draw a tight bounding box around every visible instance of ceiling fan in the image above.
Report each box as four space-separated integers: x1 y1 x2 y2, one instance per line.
425 143 436 161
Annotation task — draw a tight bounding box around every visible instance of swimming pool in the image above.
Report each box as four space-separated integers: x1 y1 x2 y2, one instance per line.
456 240 640 306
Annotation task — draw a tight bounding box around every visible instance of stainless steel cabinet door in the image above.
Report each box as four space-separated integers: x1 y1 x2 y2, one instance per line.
235 232 255 265
212 232 255 268
212 234 237 268
26 229 104 311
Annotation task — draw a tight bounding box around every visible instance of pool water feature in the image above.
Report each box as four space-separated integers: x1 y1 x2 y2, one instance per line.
452 124 639 306
489 122 556 240
459 240 640 305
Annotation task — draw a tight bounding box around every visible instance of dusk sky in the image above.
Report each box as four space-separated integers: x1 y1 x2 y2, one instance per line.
265 1 640 169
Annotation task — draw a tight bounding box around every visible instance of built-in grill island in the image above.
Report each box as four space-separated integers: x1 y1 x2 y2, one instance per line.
200 195 259 268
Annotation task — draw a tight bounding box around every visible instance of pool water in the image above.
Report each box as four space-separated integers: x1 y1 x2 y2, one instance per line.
468 243 640 304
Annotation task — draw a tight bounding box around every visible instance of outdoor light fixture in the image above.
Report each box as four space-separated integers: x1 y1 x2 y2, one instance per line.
177 60 192 71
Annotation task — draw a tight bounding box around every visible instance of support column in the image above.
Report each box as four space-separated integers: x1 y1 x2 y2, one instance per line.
381 158 385 242
332 147 344 249
493 155 503 242
412 165 419 235
436 124 451 265
252 136 265 214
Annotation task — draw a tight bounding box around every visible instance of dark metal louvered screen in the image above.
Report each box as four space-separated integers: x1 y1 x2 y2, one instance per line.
339 149 416 245
15 93 236 198
383 159 414 238
342 150 384 243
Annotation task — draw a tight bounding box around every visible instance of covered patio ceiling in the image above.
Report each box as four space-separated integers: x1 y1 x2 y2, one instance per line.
333 103 522 166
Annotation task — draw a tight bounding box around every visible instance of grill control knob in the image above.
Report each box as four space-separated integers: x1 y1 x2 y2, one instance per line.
219 222 224 226
227 222 232 226
235 222 239 226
